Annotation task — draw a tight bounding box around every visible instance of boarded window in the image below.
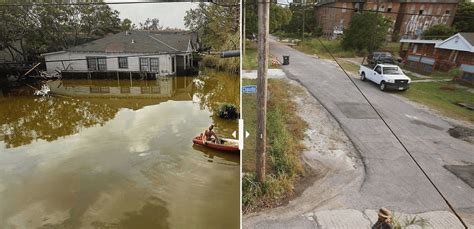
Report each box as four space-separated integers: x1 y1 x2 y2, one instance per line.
139 58 149 72
150 58 159 72
118 57 128 69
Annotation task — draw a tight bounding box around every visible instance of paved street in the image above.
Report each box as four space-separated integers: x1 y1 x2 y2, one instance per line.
244 38 474 228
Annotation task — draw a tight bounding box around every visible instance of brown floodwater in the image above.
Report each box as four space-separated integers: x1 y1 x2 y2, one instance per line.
0 71 240 228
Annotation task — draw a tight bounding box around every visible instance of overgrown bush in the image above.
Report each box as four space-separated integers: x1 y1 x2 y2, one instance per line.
217 103 239 119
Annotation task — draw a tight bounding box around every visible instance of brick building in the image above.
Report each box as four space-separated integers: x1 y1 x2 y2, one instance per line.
314 0 459 39
400 33 474 82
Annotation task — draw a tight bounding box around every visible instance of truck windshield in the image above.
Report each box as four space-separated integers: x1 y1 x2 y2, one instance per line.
383 67 401 75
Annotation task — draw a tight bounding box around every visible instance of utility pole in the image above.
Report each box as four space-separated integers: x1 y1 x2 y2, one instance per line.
242 0 246 57
256 0 269 183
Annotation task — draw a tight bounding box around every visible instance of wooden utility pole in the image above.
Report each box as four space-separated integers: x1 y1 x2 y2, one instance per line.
256 0 269 183
242 0 246 57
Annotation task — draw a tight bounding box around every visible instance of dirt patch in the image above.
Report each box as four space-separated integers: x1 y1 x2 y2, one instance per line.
448 126 474 144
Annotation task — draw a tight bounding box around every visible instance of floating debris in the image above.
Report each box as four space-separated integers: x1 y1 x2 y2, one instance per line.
33 85 51 96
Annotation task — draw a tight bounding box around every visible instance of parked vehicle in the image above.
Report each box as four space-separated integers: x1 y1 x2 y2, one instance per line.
368 52 398 65
359 64 411 91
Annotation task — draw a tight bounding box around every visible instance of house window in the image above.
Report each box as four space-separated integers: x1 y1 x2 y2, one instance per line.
87 57 97 71
139 57 159 72
139 58 149 72
118 57 128 69
419 10 424 15
387 7 392 12
87 57 107 71
342 3 347 13
150 58 159 72
445 10 450 15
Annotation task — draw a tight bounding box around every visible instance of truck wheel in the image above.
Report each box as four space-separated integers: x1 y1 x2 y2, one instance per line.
379 81 386 91
361 72 366 81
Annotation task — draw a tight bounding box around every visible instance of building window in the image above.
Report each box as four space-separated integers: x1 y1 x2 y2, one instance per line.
150 58 160 72
139 58 149 72
419 10 424 15
139 57 160 72
387 7 392 12
118 57 128 69
445 10 450 15
87 57 107 71
87 57 97 71
342 3 347 13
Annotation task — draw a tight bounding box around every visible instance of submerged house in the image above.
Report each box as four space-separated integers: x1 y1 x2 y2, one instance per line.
400 33 474 82
41 31 199 78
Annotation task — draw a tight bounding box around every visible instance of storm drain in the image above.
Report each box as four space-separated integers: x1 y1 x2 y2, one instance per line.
336 102 379 119
444 164 474 188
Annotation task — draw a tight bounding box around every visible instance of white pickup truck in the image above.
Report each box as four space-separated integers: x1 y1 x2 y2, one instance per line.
359 64 411 91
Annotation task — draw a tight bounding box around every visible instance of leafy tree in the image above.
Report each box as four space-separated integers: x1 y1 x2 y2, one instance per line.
453 0 474 32
139 18 162 31
270 4 292 33
244 0 258 37
121 18 134 31
284 4 318 37
422 24 457 39
341 12 392 53
0 1 127 62
184 2 239 50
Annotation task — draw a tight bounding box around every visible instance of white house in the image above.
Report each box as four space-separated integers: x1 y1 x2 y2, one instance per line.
41 30 199 78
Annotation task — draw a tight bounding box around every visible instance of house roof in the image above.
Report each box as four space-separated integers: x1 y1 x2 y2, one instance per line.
459 32 474 46
435 33 474 53
57 30 196 54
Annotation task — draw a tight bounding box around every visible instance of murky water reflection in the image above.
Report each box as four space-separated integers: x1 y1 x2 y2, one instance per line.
0 71 240 228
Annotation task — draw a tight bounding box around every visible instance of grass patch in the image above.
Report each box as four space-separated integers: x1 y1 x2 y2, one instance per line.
242 79 308 213
338 60 360 74
243 40 279 70
295 39 359 59
401 82 474 123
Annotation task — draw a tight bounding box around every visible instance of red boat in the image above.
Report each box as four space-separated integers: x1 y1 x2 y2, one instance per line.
192 136 240 153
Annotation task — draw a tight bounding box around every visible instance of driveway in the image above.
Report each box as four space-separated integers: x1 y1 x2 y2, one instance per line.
244 38 474 228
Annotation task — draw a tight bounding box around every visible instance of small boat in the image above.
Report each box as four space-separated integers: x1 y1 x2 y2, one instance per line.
192 136 240 153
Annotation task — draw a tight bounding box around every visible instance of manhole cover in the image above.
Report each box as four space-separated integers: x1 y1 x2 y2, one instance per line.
444 164 474 188
336 102 379 119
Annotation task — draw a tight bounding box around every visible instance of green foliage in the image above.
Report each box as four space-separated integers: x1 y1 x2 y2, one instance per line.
217 103 239 120
341 12 392 53
422 24 457 39
270 4 292 33
184 2 239 51
453 0 474 32
0 0 128 62
284 4 318 37
244 1 292 36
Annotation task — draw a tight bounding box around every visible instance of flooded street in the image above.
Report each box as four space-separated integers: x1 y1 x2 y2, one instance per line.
0 71 240 228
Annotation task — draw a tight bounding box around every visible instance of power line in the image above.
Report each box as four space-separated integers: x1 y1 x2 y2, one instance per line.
315 37 468 228
0 1 211 7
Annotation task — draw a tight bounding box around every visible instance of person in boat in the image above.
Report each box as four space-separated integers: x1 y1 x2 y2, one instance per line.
202 124 219 143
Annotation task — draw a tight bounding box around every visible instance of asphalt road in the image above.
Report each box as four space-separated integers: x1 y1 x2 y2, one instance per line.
248 38 474 227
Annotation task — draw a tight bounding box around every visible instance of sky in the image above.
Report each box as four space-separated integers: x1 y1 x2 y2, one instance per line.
105 1 200 29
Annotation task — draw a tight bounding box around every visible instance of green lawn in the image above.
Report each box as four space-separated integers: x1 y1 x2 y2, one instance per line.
243 41 279 70
295 39 359 59
242 79 307 213
401 82 474 123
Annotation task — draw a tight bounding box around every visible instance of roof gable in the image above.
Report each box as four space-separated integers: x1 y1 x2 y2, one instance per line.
435 33 474 53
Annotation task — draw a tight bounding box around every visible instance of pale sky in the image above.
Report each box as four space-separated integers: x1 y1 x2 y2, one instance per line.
105 1 200 29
